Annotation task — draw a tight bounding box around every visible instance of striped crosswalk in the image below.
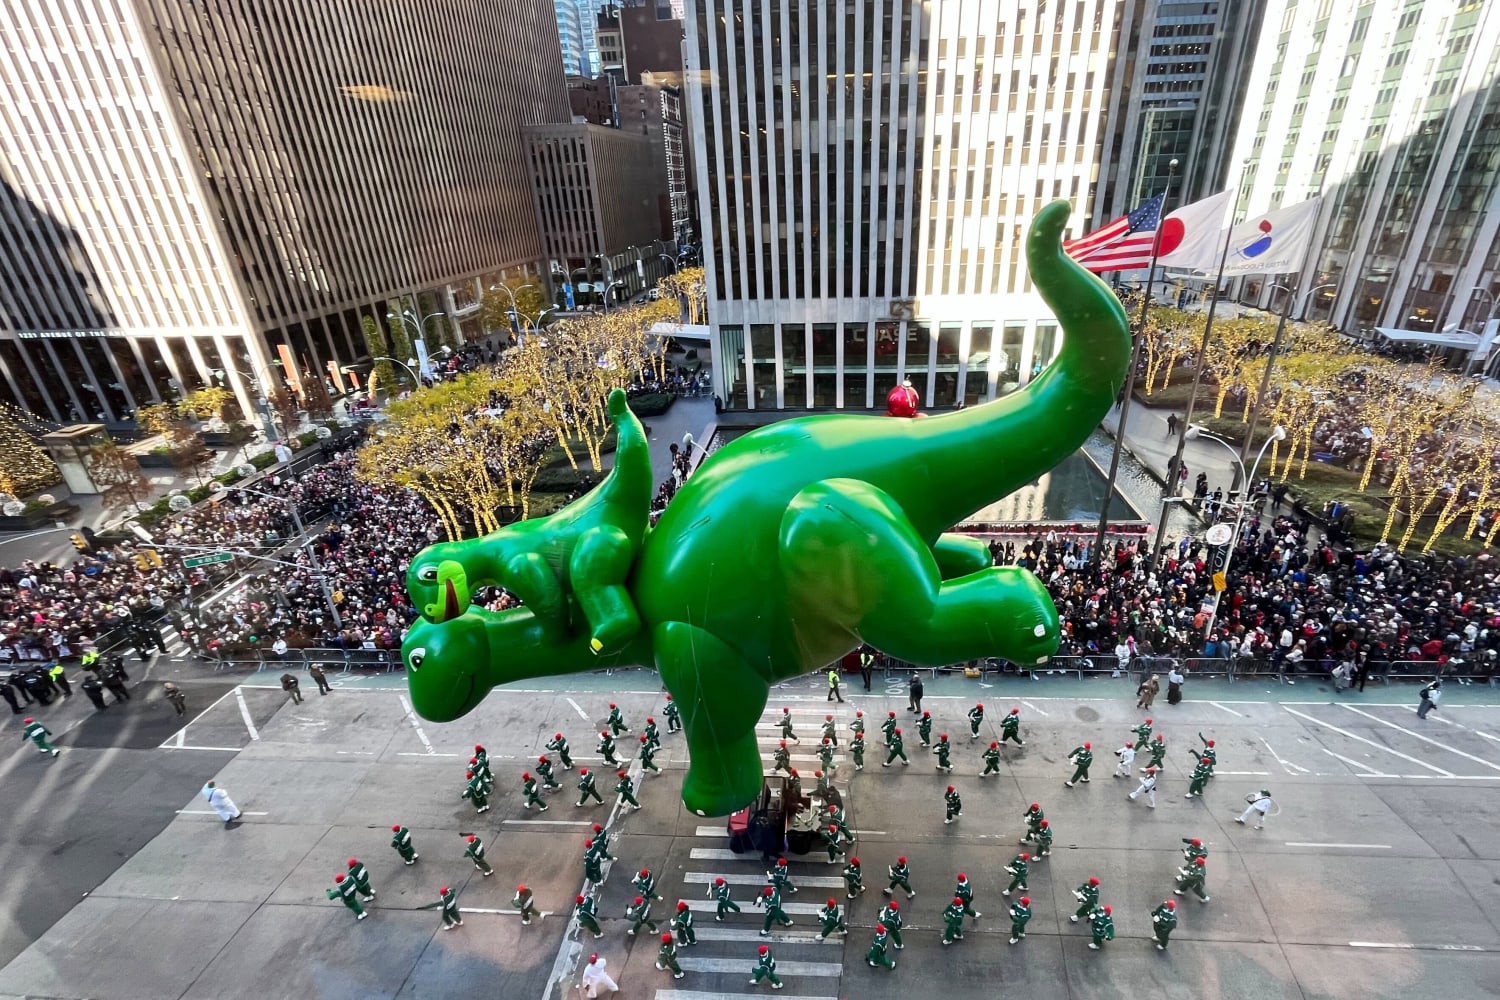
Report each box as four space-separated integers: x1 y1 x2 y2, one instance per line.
652 707 850 1000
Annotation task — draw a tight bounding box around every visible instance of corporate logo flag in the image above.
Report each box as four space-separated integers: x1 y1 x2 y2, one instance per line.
1212 197 1323 277
1153 191 1233 272
1063 192 1165 272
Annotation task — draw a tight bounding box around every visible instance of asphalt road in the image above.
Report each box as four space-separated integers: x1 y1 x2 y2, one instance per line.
0 674 1497 1000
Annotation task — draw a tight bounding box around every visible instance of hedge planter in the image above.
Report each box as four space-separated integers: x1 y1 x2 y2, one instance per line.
0 501 81 531
137 452 177 469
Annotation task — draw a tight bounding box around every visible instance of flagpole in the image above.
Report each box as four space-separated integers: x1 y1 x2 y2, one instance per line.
1096 162 1178 557
1152 164 1250 568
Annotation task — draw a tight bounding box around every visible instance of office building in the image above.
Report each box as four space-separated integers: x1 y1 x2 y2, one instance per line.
0 0 570 426
576 1 604 76
618 81 691 239
555 0 593 76
1220 0 1500 337
686 0 1141 410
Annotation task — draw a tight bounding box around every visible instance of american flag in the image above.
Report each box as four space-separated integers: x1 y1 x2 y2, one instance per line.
1063 193 1166 273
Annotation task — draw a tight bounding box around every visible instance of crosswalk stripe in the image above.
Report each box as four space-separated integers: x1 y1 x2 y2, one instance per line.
656 991 840 1000
691 848 758 861
695 825 727 838
676 957 842 976
682 899 825 916
683 873 844 889
690 927 841 946
760 755 837 766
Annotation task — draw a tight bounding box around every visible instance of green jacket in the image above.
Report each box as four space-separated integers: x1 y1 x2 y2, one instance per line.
1009 901 1032 926
1152 903 1178 932
1091 912 1116 940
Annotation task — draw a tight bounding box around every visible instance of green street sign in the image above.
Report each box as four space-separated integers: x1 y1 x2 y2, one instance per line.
183 552 235 568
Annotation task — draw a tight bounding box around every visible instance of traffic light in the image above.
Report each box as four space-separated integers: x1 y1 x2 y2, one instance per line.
70 532 91 553
132 552 151 571
146 549 164 569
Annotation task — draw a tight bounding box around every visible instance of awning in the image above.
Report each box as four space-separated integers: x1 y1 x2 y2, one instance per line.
1373 327 1480 349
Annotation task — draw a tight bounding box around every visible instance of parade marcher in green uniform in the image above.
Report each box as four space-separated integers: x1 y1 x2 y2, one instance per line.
1198 732 1217 765
709 876 741 919
1021 802 1044 844
643 717 661 751
817 739 834 772
1186 756 1213 797
843 857 867 899
615 769 642 810
470 748 492 787
546 732 574 769
954 872 980 917
390 824 418 864
465 834 494 875
941 896 967 945
1002 853 1030 895
583 849 604 886
766 856 798 895
1182 837 1207 866
785 768 804 805
1034 819 1054 858
21 719 58 757
597 731 620 767
944 784 963 824
778 707 799 742
626 895 659 936
883 856 915 898
672 900 696 945
933 733 952 772
522 772 549 811
822 823 846 863
877 899 905 949
1175 856 1210 902
327 873 367 920
536 754 561 789
346 858 375 899
882 727 909 766
1071 876 1102 922
817 897 848 939
589 823 615 861
468 758 493 797
1008 895 1032 944
917 711 934 747
1144 733 1168 770
1133 717 1154 750
657 932 685 979
1000 707 1025 746
826 804 854 845
867 923 896 969
878 710 896 746
574 894 604 938
633 867 665 901
751 944 783 988
821 714 838 747
1151 899 1178 949
755 885 795 934
814 769 833 799
850 731 866 770
512 884 539 924
981 740 1002 777
435 886 462 929
1088 904 1116 950
462 771 490 813
772 741 793 775
639 735 661 774
967 702 985 739
849 710 865 740
606 703 631 736
576 767 604 806
1064 742 1094 787
664 694 682 733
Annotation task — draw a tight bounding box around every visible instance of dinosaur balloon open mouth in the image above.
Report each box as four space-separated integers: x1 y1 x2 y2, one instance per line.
442 579 461 621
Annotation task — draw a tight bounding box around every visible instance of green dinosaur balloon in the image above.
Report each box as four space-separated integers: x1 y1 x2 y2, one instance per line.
403 202 1130 817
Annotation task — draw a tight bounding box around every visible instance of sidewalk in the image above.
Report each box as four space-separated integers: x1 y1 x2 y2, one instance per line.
1103 392 1244 499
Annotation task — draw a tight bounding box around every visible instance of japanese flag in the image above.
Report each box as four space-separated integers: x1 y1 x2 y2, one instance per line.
1154 192 1232 272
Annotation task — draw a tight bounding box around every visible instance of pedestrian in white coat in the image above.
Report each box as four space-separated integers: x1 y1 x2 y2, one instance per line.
1236 789 1274 830
202 781 242 828
1112 743 1136 778
1128 767 1158 809
578 952 619 997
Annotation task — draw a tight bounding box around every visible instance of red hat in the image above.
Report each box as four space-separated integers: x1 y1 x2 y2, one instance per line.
474 744 484 752
826 714 833 720
923 711 931 718
1089 877 1100 886
894 728 902 735
617 769 628 778
759 945 769 954
957 873 967 881
764 887 774 895
609 703 616 709
823 738 831 745
662 932 673 943
715 877 725 885
392 824 402 832
1202 756 1212 765
1206 739 1215 747
1010 708 1019 715
1084 742 1091 749
815 770 824 778
889 900 899 910
828 897 838 907
888 711 896 718
940 733 948 741
1145 717 1153 724
953 896 963 905
22 717 32 725
442 887 452 896
1195 857 1205 866
593 824 604 833
584 839 593 847
333 873 346 883
1040 820 1049 828
1191 838 1202 846
850 857 860 865
465 771 474 779
347 858 358 867
640 869 650 877
778 857 787 865
783 706 790 713
991 741 999 748
876 922 887 933
1154 734 1164 742
517 884 528 893
469 757 478 765
580 768 589 775
947 784 955 792
780 740 787 747
647 717 654 724
898 856 907 864
790 768 799 776
1165 900 1176 909
856 710 864 717
1103 904 1112 914
538 756 547 763
677 901 688 912
1020 896 1031 905
1021 852 1030 860
829 823 837 832
1030 803 1040 810
467 835 477 843
600 730 609 738
634 895 644 905
640 735 648 743
666 694 673 701
576 895 585 904
555 733 562 740
523 772 531 780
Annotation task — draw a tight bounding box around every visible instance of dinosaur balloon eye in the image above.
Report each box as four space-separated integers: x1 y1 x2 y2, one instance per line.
1033 624 1047 638
417 566 438 583
408 647 426 671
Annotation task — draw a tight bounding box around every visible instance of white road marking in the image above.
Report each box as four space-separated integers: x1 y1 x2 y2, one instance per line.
677 957 841 976
656 992 840 1000
1349 942 1482 951
1208 701 1245 717
1285 842 1391 849
1320 748 1395 778
177 809 268 816
335 751 376 756
396 751 463 757
683 873 844 889
1258 736 1311 775
1019 700 1049 716
173 730 185 748
503 819 593 826
691 927 840 945
1282 706 1454 777
161 744 242 752
157 687 242 750
1403 707 1500 745
690 848 750 861
1216 770 1272 776
459 907 553 917
681 899 826 916
1337 704 1500 773
567 698 591 721
398 694 435 754
695 825 726 838
234 688 259 741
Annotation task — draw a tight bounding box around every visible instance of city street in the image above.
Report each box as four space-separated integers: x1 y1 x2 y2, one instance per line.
1 669 1496 1000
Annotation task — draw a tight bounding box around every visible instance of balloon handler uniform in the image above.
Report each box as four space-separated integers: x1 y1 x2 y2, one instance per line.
817 899 847 939
1071 877 1101 922
633 868 665 902
954 873 980 916
546 733 574 769
709 877 741 919
462 771 490 814
751 944 783 988
1133 718 1154 750
1186 757 1213 798
465 835 494 875
576 768 604 806
1021 803 1045 843
842 858 867 899
883 857 915 897
867 924 896 969
522 772 549 810
536 754 561 788
1034 819 1053 858
1145 734 1167 770
21 719 58 756
1000 707 1024 746
574 894 603 937
981 741 1002 777
639 735 660 773
817 739 834 772
657 933 685 979
822 824 847 863
766 856 798 895
672 901 697 944
778 708 799 742
1175 856 1210 902
327 873 367 920
1089 905 1116 950
944 785 963 823
772 742 793 775
606 703 631 736
941 897 967 945
881 712 898 746
755 886 794 934
346 859 375 899
626 896 660 936
615 769 642 809
390 825 418 864
1182 837 1208 866
848 712 865 738
429 886 462 929
1152 899 1178 949
1003 853 1030 895
512 885 539 924
1008 895 1032 944
877 900 905 949
821 715 839 747
850 732 866 770
644 717 661 750
918 712 934 747
967 703 985 739
933 733 952 771
663 696 682 732
883 729 909 766
1064 743 1093 786
597 731 620 768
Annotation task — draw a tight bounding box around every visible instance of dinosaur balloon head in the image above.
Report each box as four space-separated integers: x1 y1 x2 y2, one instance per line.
407 548 473 623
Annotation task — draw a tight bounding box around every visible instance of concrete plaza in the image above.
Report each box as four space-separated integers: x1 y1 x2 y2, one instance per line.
1 667 1498 1000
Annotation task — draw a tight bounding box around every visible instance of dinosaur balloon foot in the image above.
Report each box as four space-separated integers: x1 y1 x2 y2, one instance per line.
681 761 764 819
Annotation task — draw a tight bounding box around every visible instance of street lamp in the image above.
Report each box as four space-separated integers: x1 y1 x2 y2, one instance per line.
219 362 289 442
603 280 626 313
386 309 445 376
1186 423 1286 638
488 283 543 341
373 356 420 386
659 253 679 274
1301 282 1338 321
207 482 343 630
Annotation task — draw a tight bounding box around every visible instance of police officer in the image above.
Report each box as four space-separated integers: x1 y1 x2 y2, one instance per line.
100 662 131 703
307 662 331 695
0 677 19 715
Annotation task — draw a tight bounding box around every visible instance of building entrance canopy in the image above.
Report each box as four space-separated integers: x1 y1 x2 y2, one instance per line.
1372 327 1481 350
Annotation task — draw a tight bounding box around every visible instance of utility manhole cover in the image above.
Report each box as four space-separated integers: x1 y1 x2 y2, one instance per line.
1075 706 1100 723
